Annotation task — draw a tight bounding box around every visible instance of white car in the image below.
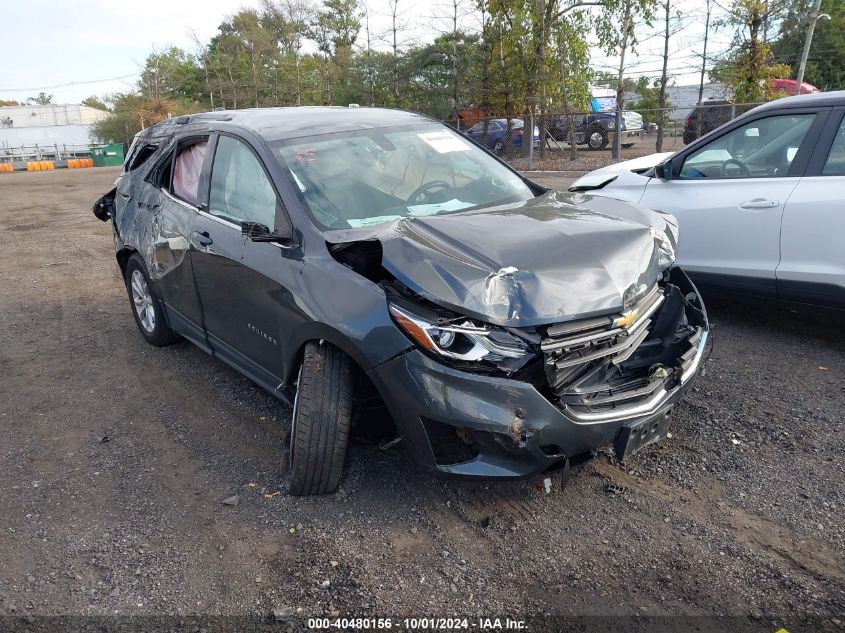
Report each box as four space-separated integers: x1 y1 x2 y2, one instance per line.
570 91 845 309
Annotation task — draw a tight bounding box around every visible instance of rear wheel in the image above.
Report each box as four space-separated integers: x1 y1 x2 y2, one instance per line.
283 341 353 496
492 140 504 155
124 254 179 347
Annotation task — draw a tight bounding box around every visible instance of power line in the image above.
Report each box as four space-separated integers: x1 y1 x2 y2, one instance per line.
0 74 138 92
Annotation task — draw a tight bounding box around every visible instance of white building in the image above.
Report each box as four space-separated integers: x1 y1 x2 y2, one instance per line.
0 104 109 158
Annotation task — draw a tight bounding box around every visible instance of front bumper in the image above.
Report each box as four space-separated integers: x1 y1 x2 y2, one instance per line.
368 272 709 479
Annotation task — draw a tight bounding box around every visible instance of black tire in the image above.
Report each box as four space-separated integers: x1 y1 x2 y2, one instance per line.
586 126 608 151
621 142 634 149
283 341 353 496
492 140 504 155
683 130 697 145
124 254 180 347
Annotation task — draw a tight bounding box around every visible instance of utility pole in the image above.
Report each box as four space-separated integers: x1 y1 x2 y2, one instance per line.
795 0 823 95
697 0 711 139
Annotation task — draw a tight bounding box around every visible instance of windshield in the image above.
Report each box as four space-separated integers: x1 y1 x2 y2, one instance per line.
592 97 616 112
273 125 535 230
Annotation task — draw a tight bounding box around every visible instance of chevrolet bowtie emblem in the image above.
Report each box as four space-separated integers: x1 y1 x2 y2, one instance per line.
613 308 640 329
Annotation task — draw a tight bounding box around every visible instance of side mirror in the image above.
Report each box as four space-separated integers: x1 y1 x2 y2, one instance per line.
241 221 293 245
655 159 672 180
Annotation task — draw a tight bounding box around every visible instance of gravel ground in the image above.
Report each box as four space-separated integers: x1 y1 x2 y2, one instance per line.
0 168 843 632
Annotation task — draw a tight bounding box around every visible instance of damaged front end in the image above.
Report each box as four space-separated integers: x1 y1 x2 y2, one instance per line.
541 268 707 422
327 192 707 478
366 264 708 477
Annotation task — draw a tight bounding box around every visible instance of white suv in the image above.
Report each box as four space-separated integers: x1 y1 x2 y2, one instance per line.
571 91 845 309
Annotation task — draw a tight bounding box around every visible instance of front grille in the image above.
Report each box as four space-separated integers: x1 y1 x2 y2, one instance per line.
541 281 703 417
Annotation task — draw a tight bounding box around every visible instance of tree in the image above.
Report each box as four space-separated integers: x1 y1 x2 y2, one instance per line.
26 92 54 105
385 0 410 106
598 0 657 160
770 0 844 90
403 32 481 118
89 93 204 146
710 0 791 103
628 77 669 124
551 12 592 160
81 96 109 111
139 47 205 104
312 0 362 104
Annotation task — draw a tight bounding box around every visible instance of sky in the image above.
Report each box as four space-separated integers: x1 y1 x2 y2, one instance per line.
2 0 738 106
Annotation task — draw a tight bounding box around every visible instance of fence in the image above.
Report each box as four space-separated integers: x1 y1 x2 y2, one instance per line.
454 101 765 171
0 142 98 170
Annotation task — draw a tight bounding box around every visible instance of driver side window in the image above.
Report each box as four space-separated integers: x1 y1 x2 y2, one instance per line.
679 113 816 180
209 136 278 229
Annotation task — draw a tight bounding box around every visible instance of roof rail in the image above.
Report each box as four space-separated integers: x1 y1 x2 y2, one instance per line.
174 112 232 125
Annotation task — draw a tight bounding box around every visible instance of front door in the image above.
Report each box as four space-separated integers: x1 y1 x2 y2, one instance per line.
640 111 823 296
190 133 295 392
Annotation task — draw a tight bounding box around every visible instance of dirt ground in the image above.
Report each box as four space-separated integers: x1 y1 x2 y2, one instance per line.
507 134 681 173
0 168 843 632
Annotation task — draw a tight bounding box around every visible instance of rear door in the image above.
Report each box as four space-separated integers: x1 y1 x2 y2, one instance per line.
639 109 826 296
777 108 845 307
190 133 298 390
139 135 209 341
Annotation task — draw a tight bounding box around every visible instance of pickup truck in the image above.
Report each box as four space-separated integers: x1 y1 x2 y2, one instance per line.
548 90 644 150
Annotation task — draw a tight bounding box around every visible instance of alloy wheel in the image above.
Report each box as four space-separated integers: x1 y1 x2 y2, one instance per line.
130 269 156 333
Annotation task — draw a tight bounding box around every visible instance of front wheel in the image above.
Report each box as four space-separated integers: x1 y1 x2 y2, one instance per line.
124 254 180 347
283 341 353 496
587 126 608 151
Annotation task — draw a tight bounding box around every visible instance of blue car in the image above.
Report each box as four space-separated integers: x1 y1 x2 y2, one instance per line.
463 118 540 154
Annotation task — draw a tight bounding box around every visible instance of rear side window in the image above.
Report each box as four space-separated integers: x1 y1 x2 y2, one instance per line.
126 144 158 172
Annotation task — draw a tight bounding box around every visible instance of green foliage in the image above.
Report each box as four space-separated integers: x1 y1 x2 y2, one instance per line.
81 96 109 111
770 0 845 90
140 47 206 103
597 0 657 59
711 0 793 102
90 0 606 142
89 93 203 146
627 77 669 123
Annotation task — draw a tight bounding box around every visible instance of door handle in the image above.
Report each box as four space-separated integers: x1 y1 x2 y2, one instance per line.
739 199 779 209
191 230 213 247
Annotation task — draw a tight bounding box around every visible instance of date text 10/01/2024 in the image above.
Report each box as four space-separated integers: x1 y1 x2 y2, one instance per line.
307 617 527 630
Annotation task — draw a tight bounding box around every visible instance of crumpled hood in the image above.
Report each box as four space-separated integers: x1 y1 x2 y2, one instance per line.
325 191 678 328
570 151 673 190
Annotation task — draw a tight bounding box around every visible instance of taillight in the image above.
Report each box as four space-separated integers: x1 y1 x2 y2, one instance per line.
684 115 692 129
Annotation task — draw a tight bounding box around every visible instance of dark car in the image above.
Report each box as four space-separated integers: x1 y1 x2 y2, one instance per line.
93 107 709 495
463 118 540 154
683 99 734 145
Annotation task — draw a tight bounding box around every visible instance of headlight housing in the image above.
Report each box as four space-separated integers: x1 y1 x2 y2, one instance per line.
388 303 533 371
654 228 676 271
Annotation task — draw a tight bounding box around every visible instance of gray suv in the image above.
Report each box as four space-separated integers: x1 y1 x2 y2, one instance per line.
93 107 709 495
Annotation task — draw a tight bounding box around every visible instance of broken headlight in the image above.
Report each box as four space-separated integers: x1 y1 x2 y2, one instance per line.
654 228 676 271
388 304 531 367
